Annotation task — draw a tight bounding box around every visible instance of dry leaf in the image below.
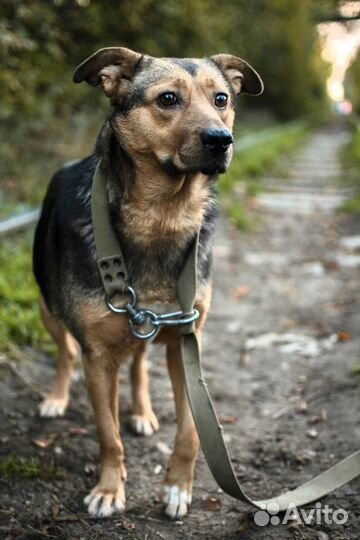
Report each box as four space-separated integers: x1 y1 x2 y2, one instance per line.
233 285 249 299
118 518 136 530
32 433 59 448
202 497 222 511
68 427 89 436
296 401 308 414
240 352 251 366
219 415 238 425
337 331 352 342
308 409 327 424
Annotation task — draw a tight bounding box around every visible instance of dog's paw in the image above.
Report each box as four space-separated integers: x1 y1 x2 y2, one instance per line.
162 484 192 519
129 411 159 436
84 483 126 518
38 397 68 418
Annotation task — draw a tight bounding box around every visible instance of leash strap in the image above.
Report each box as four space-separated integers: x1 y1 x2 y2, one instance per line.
92 161 130 297
92 161 360 511
178 236 360 511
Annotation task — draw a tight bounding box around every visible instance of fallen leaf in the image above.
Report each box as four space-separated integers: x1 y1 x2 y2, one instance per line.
240 352 251 366
295 450 316 464
32 434 59 448
308 409 327 424
202 497 222 511
296 401 308 414
233 285 249 299
68 427 89 436
336 331 352 342
219 415 238 425
116 517 136 530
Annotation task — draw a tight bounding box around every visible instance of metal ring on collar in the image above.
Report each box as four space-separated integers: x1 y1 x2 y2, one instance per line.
106 286 137 314
129 310 159 340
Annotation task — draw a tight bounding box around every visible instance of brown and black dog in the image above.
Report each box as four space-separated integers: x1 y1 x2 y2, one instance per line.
33 47 263 519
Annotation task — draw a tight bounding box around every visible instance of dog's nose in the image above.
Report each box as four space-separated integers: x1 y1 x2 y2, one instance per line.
200 128 233 153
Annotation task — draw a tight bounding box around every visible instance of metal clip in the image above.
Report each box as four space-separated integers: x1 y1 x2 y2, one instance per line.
106 286 200 341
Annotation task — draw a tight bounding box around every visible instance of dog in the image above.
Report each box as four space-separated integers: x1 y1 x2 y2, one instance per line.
33 47 263 519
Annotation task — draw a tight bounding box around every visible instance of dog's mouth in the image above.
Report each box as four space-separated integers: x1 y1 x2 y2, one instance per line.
200 164 227 175
161 155 229 178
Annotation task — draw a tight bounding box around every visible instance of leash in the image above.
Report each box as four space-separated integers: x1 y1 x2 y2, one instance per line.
91 161 360 512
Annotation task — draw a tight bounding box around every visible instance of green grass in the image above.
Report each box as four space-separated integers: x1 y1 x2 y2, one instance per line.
219 121 309 194
341 121 360 213
0 455 57 480
219 121 310 229
0 232 51 353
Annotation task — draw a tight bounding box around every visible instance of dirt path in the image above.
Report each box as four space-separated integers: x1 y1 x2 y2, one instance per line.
1 123 359 540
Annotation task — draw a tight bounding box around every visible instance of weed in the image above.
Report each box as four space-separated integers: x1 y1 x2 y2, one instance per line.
0 455 57 480
0 232 51 352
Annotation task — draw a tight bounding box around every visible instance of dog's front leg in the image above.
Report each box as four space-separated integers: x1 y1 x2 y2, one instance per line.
163 337 200 519
129 345 159 436
83 352 126 518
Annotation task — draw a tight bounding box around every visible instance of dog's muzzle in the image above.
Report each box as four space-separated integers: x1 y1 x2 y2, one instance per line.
200 128 233 154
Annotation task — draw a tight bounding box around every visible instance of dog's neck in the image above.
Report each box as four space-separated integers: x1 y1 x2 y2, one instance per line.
101 130 214 249
124 162 211 248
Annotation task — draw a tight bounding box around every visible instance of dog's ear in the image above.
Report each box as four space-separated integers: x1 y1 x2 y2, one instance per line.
73 47 142 99
211 54 263 96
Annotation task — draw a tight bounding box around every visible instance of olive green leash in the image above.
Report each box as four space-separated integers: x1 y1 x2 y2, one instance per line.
92 161 360 512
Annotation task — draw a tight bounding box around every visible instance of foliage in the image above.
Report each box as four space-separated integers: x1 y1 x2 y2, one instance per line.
0 0 332 124
225 0 330 118
0 111 103 218
341 122 360 213
0 233 50 352
346 54 360 113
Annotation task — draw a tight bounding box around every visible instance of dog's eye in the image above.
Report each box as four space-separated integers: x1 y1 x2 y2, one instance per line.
157 92 178 107
214 93 228 108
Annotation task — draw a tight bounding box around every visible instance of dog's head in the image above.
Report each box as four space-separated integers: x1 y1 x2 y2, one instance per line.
74 47 263 177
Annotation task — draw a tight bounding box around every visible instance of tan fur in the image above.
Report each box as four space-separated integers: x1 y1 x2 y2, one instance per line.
121 170 210 246
38 299 79 417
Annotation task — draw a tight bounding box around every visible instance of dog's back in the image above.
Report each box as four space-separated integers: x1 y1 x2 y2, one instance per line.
33 155 99 320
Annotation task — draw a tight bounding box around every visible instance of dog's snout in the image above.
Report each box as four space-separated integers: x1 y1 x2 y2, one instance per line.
200 128 233 153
